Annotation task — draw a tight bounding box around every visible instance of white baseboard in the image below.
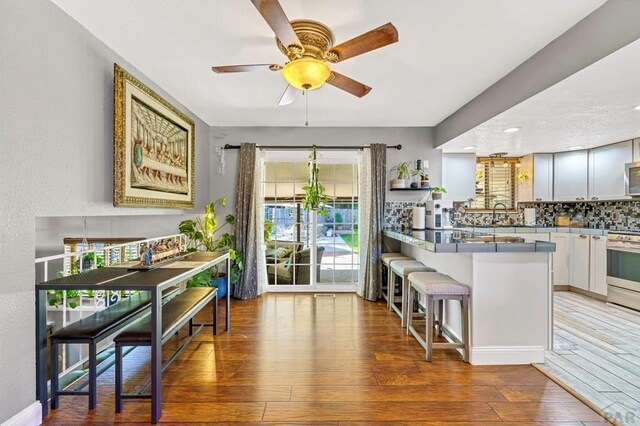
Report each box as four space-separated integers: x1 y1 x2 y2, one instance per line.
471 346 545 365
1 402 42 426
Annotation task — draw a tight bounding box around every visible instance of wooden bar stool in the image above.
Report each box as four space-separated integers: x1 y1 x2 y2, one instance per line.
381 253 410 306
406 272 470 362
389 260 435 325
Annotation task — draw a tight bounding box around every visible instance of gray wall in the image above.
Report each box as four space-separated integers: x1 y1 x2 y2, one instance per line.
0 0 210 421
435 0 640 146
210 127 441 217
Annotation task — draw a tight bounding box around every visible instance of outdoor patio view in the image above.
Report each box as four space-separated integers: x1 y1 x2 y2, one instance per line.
262 159 359 287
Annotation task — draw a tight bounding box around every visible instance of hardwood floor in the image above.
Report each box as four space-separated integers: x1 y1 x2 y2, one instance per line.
44 293 604 424
535 291 640 425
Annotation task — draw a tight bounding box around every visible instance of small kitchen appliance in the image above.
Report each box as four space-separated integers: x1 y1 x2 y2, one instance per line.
425 200 453 230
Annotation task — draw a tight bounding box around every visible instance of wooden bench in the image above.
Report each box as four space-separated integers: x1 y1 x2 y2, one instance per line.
50 288 178 410
114 287 217 413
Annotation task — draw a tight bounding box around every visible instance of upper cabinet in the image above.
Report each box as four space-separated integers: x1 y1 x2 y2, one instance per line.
634 138 640 162
588 141 632 200
553 150 588 201
533 154 553 201
442 153 476 202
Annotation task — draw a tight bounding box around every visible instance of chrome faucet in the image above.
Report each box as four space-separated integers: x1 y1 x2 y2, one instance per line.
492 202 508 226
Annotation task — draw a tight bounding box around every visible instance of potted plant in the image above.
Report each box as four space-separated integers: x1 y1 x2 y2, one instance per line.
389 162 417 188
302 145 329 217
264 219 274 242
431 187 447 200
179 197 243 298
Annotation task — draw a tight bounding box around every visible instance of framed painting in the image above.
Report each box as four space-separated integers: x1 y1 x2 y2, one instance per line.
113 64 195 208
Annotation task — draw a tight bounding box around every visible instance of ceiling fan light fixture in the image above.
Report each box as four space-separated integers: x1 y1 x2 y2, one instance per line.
282 58 331 90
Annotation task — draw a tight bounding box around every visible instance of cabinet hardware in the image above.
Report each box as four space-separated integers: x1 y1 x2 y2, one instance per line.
593 236 601 240
535 198 542 201
591 197 598 200
579 235 588 238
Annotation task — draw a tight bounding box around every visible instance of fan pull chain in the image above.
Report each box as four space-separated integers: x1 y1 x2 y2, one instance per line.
304 89 309 127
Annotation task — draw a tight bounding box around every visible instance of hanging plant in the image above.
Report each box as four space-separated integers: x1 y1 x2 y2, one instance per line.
517 170 530 182
302 145 329 217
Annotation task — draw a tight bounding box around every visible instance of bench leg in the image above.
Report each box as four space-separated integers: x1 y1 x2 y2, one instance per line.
426 295 434 362
50 343 59 410
213 293 218 336
115 344 123 413
88 342 97 409
189 318 193 336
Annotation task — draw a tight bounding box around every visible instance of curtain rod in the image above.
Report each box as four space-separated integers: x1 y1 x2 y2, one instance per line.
223 143 402 151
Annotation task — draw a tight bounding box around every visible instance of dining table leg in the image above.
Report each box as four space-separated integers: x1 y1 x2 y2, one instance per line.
150 287 162 423
35 288 48 419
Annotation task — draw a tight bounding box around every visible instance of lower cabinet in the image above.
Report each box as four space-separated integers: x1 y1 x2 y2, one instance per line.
589 235 608 296
550 234 571 286
569 234 590 291
551 232 607 296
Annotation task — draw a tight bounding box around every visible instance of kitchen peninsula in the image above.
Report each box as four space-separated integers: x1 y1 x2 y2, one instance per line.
384 228 555 365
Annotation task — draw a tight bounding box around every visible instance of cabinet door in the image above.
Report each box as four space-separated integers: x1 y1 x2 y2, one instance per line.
569 234 590 290
589 235 607 296
550 234 570 286
588 141 632 200
442 153 476 202
554 150 588 201
533 154 553 201
634 139 640 162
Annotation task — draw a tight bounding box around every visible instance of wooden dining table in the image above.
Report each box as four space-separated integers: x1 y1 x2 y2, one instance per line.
35 251 230 423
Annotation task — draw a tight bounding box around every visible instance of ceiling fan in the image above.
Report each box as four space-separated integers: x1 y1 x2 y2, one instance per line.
212 0 399 106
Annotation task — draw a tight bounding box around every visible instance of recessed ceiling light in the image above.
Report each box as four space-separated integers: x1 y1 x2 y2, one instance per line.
634 105 640 110
568 145 584 150
462 146 475 150
503 127 521 133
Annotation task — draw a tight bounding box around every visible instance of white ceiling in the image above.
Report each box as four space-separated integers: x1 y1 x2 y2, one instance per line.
441 37 640 156
51 0 605 127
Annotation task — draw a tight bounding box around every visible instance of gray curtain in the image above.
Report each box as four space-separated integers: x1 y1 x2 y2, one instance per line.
233 143 258 299
362 144 386 301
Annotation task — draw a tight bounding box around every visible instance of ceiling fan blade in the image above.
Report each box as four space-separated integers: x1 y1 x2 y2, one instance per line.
278 84 300 106
328 22 398 63
250 0 301 48
212 64 281 73
326 72 372 98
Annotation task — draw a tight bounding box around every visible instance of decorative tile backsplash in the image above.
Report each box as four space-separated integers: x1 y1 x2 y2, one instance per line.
385 200 640 230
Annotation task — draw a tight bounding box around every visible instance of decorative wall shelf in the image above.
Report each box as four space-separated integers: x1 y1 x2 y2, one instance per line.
389 187 434 191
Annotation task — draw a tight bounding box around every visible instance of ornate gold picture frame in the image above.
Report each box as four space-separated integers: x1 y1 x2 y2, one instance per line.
113 64 195 208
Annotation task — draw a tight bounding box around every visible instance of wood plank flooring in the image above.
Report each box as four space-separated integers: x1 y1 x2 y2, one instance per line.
44 293 603 424
535 291 640 425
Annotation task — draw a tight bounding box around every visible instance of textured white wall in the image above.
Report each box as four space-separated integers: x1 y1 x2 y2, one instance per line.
0 0 210 421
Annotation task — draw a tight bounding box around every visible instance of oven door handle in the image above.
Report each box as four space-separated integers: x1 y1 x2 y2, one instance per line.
608 246 640 254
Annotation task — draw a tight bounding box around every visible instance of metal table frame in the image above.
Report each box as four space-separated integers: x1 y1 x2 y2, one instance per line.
35 251 230 424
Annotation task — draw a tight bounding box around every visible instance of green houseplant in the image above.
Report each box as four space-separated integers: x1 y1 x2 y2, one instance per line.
431 187 447 200
389 161 418 189
179 197 243 297
302 145 329 217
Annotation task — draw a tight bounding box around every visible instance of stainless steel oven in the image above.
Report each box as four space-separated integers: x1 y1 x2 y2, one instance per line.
607 232 640 311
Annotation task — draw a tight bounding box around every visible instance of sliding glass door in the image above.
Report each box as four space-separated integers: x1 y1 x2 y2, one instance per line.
262 151 359 292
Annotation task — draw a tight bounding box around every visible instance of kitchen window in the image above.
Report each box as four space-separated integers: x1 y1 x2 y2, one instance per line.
468 158 518 210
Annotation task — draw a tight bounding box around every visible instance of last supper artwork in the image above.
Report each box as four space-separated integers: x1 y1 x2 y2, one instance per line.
114 64 195 209
130 98 189 195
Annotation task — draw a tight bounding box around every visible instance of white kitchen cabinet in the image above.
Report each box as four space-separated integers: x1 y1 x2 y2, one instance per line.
550 233 571 286
588 235 607 296
588 141 632 200
533 154 554 201
442 153 476 202
569 234 590 291
554 150 588 201
634 139 640 162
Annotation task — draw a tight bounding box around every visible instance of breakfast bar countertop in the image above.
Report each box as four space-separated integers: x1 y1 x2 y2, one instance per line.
383 228 556 253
